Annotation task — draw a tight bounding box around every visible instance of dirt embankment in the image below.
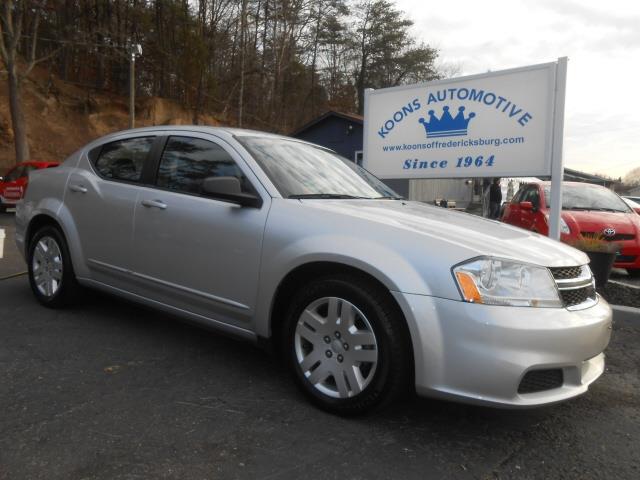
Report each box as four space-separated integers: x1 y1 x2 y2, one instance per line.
0 66 221 170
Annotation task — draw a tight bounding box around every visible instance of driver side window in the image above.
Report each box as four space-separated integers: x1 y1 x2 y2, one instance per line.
527 187 540 208
156 136 253 196
523 187 540 208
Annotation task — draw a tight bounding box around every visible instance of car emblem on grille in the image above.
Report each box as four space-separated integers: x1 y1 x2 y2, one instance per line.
603 227 616 237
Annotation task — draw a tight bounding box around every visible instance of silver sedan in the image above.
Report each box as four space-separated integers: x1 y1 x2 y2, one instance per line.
15 126 612 415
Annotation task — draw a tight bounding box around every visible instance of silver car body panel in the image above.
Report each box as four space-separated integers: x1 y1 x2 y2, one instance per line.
15 126 612 407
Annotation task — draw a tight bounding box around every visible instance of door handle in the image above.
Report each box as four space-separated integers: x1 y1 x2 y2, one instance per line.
69 184 87 193
141 199 167 210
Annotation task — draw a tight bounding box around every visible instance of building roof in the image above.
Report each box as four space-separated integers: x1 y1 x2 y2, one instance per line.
290 110 363 136
563 168 614 185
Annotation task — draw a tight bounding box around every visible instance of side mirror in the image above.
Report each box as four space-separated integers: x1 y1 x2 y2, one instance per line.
520 201 534 211
202 176 262 208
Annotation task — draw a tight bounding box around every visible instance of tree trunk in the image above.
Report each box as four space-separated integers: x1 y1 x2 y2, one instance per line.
7 61 30 162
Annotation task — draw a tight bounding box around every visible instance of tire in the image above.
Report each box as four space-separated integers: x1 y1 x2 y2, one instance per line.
282 274 412 415
627 269 640 279
27 225 80 308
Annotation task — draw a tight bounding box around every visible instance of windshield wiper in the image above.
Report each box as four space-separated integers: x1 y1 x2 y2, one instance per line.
288 193 370 199
566 206 625 212
589 208 626 213
373 196 405 200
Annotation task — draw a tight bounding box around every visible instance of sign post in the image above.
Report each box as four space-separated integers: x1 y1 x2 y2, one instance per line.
548 57 568 240
363 59 568 240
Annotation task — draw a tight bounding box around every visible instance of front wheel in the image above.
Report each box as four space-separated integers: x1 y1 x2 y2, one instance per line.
27 225 80 308
283 274 412 415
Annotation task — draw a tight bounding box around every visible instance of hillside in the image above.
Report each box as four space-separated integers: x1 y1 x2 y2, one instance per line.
0 66 222 170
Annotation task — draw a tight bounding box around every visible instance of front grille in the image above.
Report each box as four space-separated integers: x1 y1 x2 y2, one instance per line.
549 266 582 280
581 231 635 242
560 285 596 307
615 255 637 263
518 369 564 394
549 265 597 309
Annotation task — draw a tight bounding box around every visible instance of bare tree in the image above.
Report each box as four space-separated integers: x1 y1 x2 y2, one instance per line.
0 0 52 163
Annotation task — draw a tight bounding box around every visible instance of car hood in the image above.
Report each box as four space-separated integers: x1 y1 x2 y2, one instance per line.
561 210 640 234
300 199 588 267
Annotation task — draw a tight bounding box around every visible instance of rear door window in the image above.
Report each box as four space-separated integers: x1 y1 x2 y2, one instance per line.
94 137 155 183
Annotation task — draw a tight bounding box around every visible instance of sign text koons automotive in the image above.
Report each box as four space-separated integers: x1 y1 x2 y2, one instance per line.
363 62 560 179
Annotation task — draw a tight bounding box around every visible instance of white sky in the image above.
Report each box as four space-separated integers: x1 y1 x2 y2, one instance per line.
396 0 640 179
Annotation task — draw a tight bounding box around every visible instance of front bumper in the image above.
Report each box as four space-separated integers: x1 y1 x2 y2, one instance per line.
392 291 612 407
614 244 640 270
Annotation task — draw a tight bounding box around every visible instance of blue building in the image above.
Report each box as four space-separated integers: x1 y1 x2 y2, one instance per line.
291 110 409 196
290 111 365 164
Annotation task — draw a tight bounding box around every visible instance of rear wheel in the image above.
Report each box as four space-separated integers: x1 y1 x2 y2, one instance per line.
282 274 411 415
27 225 80 308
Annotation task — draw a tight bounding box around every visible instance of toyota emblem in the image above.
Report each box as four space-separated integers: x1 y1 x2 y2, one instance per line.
603 227 616 237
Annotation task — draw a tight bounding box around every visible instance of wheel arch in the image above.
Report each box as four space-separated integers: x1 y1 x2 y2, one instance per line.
25 213 63 254
24 208 88 279
267 261 415 380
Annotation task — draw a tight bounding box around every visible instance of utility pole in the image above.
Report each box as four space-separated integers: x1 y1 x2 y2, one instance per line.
129 44 142 129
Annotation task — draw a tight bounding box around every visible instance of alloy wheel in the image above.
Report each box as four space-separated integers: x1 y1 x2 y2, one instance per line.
31 236 63 298
294 296 378 399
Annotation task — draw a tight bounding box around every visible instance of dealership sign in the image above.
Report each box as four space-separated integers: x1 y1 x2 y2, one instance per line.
363 61 563 179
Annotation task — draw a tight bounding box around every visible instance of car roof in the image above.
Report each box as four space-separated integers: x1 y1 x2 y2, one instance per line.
83 125 328 154
92 125 291 143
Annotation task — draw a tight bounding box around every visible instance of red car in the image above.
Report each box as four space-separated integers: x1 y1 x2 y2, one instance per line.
0 161 59 212
502 181 640 277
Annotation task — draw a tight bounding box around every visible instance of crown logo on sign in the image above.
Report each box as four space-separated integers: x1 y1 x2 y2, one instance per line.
418 106 475 138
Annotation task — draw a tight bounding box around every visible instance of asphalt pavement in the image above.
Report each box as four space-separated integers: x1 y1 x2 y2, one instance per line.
1 210 640 479
0 279 639 478
0 212 26 279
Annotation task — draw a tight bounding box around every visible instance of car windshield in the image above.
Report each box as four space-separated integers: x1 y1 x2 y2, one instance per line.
544 185 631 212
237 136 400 199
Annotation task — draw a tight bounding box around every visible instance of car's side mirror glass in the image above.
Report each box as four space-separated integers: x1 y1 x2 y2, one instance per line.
202 176 262 208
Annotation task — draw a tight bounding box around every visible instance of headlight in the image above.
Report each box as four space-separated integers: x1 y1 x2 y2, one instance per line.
453 257 562 307
544 214 570 235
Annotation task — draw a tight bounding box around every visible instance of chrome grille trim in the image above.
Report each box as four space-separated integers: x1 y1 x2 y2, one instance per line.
549 265 598 310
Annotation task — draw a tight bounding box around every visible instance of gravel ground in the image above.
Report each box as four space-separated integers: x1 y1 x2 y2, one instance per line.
598 282 640 309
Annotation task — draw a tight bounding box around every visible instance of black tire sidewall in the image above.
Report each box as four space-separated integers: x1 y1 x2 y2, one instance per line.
283 275 408 414
27 226 76 307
